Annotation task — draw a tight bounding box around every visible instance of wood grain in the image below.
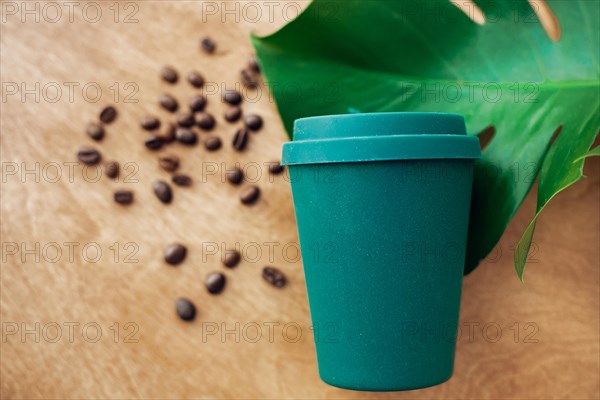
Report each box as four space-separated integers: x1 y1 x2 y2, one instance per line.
1 2 598 399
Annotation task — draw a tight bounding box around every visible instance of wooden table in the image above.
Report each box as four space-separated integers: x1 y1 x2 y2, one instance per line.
1 2 598 398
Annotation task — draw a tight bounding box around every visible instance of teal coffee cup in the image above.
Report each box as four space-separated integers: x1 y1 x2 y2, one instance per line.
281 113 481 391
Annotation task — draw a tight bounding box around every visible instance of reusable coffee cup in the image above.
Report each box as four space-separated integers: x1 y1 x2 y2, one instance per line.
281 112 481 391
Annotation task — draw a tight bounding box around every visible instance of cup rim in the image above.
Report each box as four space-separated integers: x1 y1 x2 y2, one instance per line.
283 112 481 166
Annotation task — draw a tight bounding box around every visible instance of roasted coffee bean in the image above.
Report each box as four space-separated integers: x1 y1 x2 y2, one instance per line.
158 155 180 172
232 128 249 152
176 298 196 321
86 122 104 141
244 114 263 131
226 167 244 185
205 272 226 294
164 243 187 265
161 66 178 83
177 112 195 128
223 250 241 268
262 266 287 288
224 106 242 123
200 37 216 53
189 94 207 112
104 161 119 178
175 128 197 145
240 69 258 89
159 94 179 112
195 112 215 131
248 55 260 73
159 122 177 143
77 147 101 165
222 89 242 105
187 71 204 88
99 106 117 124
141 115 160 131
172 174 192 187
204 136 222 151
269 161 284 175
145 135 164 151
114 190 133 205
154 180 173 204
240 185 260 205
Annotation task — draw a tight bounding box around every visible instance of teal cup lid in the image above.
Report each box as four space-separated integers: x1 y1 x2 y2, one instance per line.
281 112 481 165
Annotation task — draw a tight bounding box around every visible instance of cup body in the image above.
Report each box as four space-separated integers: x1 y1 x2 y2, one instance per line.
282 113 480 391
289 159 473 391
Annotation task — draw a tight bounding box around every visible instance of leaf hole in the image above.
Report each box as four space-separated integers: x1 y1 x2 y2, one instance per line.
528 0 561 42
451 0 486 25
477 125 495 151
549 125 563 145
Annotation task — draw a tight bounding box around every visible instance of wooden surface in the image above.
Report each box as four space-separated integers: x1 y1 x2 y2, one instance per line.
1 2 599 399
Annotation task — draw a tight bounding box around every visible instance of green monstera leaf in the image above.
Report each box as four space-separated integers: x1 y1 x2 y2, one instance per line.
515 137 599 281
252 0 600 277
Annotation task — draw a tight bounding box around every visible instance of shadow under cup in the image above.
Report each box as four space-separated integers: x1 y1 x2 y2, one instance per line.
281 113 481 391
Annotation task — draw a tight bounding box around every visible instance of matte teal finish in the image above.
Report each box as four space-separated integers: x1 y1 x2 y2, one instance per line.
281 113 480 391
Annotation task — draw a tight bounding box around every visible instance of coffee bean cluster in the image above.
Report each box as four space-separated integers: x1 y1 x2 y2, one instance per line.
167 243 289 316
76 38 289 324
